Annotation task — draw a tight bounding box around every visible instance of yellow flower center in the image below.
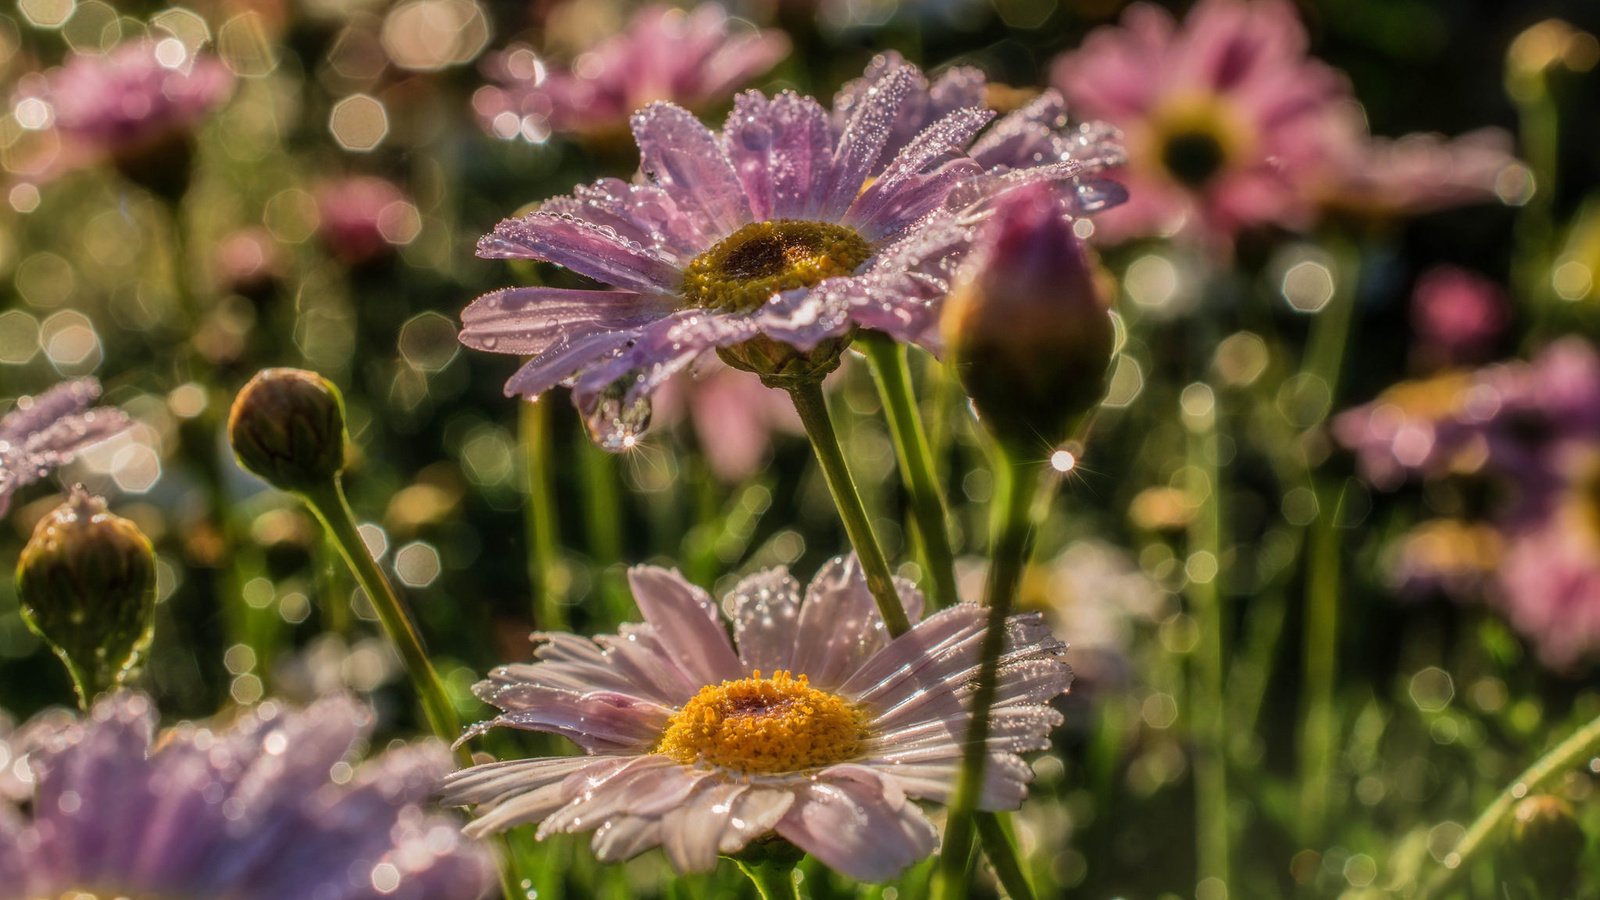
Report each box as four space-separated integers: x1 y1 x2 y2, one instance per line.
682 220 871 313
657 670 868 774
1141 93 1255 190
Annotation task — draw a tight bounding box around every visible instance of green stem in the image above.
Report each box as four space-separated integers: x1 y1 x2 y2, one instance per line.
735 861 800 900
577 434 630 618
520 399 567 631
977 812 1037 900
861 333 959 609
786 380 911 638
299 479 462 756
1417 711 1600 899
1297 481 1345 840
935 449 1044 900
1186 388 1229 893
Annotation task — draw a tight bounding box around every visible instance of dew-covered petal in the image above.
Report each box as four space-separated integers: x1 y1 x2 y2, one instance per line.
536 755 696 839
626 566 744 685
450 756 634 837
460 288 674 357
543 178 710 261
846 107 992 240
632 102 754 239
591 814 664 863
724 90 836 222
822 63 918 220
788 556 924 691
459 688 670 752
659 780 749 872
775 766 937 882
848 753 1035 809
723 567 803 674
477 212 684 294
502 331 639 399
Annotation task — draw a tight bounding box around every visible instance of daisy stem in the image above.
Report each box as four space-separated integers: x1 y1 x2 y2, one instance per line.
861 332 960 609
520 398 568 631
786 380 911 637
735 860 800 900
299 478 464 757
1185 384 1229 893
1416 709 1600 899
936 447 1045 900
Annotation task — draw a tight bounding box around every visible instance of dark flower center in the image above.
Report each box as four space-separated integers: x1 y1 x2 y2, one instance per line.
1160 128 1229 189
683 220 871 313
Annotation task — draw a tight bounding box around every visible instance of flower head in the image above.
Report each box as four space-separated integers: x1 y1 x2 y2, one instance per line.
444 556 1071 881
0 378 131 518
1051 0 1344 243
18 40 232 195
316 176 418 266
474 4 789 142
460 55 1124 448
0 691 497 899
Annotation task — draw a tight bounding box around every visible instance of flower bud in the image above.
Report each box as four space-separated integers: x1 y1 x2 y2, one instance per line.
1510 794 1583 893
16 487 156 704
229 368 348 493
941 183 1115 452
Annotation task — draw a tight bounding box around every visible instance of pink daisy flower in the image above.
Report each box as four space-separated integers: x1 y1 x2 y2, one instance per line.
443 556 1071 881
0 692 497 899
1051 0 1344 244
459 54 1124 448
0 378 131 518
473 4 789 142
1497 442 1600 669
316 176 419 266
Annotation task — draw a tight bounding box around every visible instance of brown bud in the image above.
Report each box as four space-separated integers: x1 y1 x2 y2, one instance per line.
16 487 157 705
228 368 348 494
942 183 1115 453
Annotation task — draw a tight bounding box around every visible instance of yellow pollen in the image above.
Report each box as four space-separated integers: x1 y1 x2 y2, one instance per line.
682 220 871 313
656 670 868 774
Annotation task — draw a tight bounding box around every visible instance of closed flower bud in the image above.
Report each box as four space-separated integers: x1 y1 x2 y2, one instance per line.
941 184 1115 452
1510 794 1584 893
228 368 348 494
16 487 156 705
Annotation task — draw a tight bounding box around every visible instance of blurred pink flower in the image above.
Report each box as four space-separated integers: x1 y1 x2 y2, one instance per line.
474 5 788 142
652 360 802 483
15 40 232 192
1318 108 1522 218
315 176 417 266
1496 443 1600 669
1409 266 1510 367
1051 0 1345 244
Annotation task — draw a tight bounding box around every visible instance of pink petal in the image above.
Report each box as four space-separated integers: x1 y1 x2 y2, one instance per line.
775 767 937 882
625 567 743 687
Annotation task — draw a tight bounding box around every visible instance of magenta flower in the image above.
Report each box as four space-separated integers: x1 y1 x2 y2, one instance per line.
1497 443 1600 669
0 692 497 899
1408 266 1510 367
1051 0 1344 244
443 556 1071 881
473 4 789 142
460 55 1125 448
316 176 418 266
17 39 232 193
0 378 131 518
652 359 804 482
40 41 231 148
